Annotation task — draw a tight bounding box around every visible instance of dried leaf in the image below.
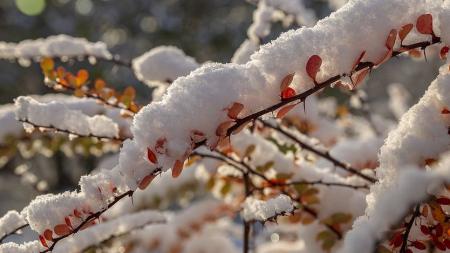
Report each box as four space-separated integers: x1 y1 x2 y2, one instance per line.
440 46 449 60
276 103 297 118
39 235 48 248
385 29 398 50
172 160 184 178
399 24 414 42
54 224 71 236
147 148 158 164
227 102 244 119
215 121 235 137
416 14 434 35
40 58 54 72
306 55 322 81
138 174 155 190
280 73 295 92
43 229 53 241
281 87 296 100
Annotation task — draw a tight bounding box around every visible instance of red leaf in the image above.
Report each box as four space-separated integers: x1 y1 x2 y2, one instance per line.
385 29 398 50
147 148 158 164
399 24 414 42
155 137 167 154
390 232 403 248
441 108 450 114
411 241 426 250
64 217 72 229
281 87 296 100
138 174 155 190
375 49 393 66
444 239 450 249
405 249 413 253
280 73 295 92
227 102 244 119
39 235 48 248
435 240 446 251
306 55 322 82
172 160 184 178
420 225 430 235
43 229 53 241
73 209 82 219
416 14 434 35
440 46 449 60
276 104 297 118
436 197 450 205
54 224 71 236
435 224 443 237
352 51 366 71
216 121 234 137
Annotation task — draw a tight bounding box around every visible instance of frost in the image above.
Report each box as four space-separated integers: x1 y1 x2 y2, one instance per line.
242 194 293 221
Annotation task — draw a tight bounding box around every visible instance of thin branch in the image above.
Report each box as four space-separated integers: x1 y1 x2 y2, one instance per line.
19 119 128 142
41 190 134 253
0 224 29 243
49 79 137 115
226 37 441 139
259 119 377 183
399 205 421 253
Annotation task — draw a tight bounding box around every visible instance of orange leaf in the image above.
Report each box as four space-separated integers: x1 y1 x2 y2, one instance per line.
281 87 296 99
43 229 53 241
352 51 366 71
64 217 72 228
216 121 235 137
39 235 48 248
385 29 397 50
416 14 433 35
306 55 322 82
40 58 54 72
280 73 295 92
54 224 71 236
95 79 106 91
147 148 158 164
277 103 297 118
399 24 413 42
227 102 244 119
172 160 184 178
440 46 449 60
138 174 155 190
76 69 89 87
123 86 136 99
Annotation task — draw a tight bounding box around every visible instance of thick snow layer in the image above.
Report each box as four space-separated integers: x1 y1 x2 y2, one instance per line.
0 211 27 240
439 1 450 46
132 46 199 86
0 35 111 61
52 210 165 253
339 64 450 253
0 105 22 143
0 241 43 253
242 194 293 221
15 96 119 139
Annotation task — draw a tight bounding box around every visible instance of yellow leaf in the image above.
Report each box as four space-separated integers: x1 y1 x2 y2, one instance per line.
40 58 54 72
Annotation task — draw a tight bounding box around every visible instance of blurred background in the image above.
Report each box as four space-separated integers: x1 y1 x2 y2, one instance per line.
0 0 442 215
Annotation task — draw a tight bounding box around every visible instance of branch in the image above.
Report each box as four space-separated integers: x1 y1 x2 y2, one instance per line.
0 224 29 243
40 190 134 253
48 79 137 115
226 36 441 139
399 205 421 253
259 119 377 183
19 119 127 142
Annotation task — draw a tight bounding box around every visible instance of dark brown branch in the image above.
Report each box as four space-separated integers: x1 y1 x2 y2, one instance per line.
19 119 128 142
41 190 134 253
259 119 377 183
399 205 421 253
0 224 29 243
49 79 137 115
226 37 441 140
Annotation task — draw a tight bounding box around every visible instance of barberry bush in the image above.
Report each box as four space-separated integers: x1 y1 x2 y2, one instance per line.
0 0 449 253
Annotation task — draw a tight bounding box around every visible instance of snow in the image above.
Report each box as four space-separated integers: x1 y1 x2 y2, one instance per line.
0 104 22 143
0 211 27 240
0 35 111 64
0 241 43 253
242 194 293 221
132 46 199 86
15 96 119 139
439 1 450 46
52 210 165 253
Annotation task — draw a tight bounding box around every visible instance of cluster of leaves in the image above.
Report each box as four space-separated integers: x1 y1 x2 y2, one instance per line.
40 58 140 114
